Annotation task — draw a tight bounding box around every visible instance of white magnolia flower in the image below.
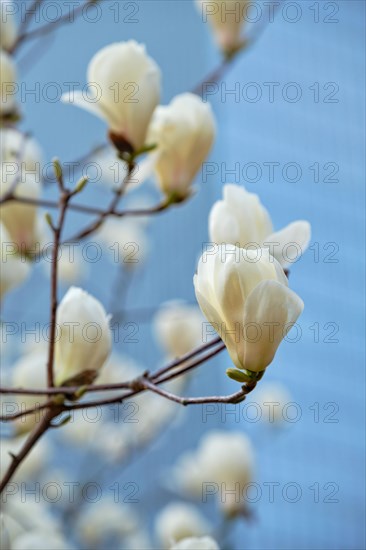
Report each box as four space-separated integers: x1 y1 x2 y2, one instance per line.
61 41 161 153
147 93 216 200
209 184 311 268
155 502 211 549
0 49 17 115
253 381 292 424
54 287 112 386
194 245 304 373
0 0 18 51
77 498 139 545
172 430 254 515
153 301 204 358
172 536 220 550
196 0 250 55
0 129 43 251
0 223 30 299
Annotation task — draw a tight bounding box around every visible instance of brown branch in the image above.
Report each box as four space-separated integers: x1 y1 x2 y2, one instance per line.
0 405 62 494
0 400 54 422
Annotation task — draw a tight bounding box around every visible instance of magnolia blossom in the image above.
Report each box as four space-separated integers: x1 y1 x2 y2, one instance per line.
0 49 17 115
54 287 112 386
196 0 250 56
172 537 220 550
209 184 311 268
61 41 161 153
147 93 216 200
153 301 204 358
10 531 72 550
0 223 30 299
172 430 254 515
97 217 149 267
0 0 18 51
194 245 304 373
0 129 43 251
155 502 211 549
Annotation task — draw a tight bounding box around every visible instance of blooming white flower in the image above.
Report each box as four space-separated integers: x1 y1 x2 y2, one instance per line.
153 301 204 358
54 287 112 386
61 41 161 153
0 129 43 251
147 93 216 201
0 49 17 116
155 502 211 549
196 0 250 56
0 0 18 51
172 430 254 515
172 536 220 550
0 223 30 299
194 245 304 373
209 184 311 268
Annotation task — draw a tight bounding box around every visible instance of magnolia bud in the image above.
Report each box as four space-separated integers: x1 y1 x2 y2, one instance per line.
0 223 30 299
153 301 204 358
209 184 311 268
196 0 250 56
0 0 18 51
194 245 304 373
172 537 220 550
147 93 216 201
61 41 161 154
0 49 17 116
54 287 112 386
155 503 211 550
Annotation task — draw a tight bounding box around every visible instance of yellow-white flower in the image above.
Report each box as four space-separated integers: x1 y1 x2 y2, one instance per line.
172 430 254 515
0 129 43 251
147 93 216 201
194 245 304 373
0 223 30 299
155 503 211 550
61 41 161 153
209 184 311 268
54 287 112 386
0 0 18 51
153 301 204 358
172 537 219 550
196 0 250 56
0 49 17 116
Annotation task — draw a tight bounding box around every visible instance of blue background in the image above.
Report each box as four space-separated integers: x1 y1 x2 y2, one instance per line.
3 1 365 549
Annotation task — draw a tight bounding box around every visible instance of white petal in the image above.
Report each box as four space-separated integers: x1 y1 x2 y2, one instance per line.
265 220 311 268
241 280 304 372
209 200 241 244
61 90 105 122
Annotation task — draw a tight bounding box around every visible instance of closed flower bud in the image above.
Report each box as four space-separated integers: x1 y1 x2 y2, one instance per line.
0 49 18 117
0 0 18 51
155 503 211 549
0 223 30 299
194 245 304 373
61 41 161 154
209 184 311 268
196 0 250 56
54 287 112 386
172 537 220 550
147 93 216 201
153 301 204 358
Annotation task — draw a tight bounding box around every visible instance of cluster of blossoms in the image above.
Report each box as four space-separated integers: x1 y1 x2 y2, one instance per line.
0 0 312 548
